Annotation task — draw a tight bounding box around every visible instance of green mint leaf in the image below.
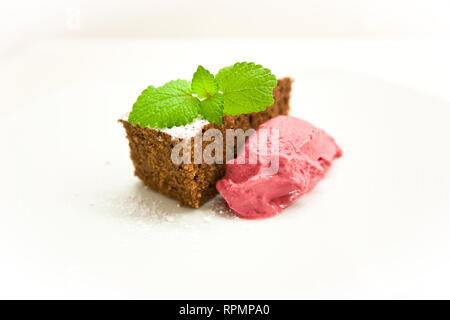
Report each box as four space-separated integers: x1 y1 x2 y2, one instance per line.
128 85 156 126
128 80 199 129
215 62 277 115
191 65 218 99
199 93 224 125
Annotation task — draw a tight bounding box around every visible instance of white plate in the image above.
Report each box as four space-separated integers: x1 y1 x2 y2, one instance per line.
1 40 449 299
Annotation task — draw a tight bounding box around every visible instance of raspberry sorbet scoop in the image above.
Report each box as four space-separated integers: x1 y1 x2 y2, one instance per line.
216 115 342 219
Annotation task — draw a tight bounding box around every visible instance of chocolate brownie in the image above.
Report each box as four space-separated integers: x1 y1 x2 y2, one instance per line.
120 77 292 208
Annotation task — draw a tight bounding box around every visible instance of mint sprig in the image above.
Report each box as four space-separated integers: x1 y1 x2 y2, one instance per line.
128 62 277 129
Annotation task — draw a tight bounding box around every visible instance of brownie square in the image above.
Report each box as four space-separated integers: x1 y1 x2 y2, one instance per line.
120 77 292 208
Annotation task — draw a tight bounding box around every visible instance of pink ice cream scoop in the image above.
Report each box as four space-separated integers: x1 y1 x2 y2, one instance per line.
216 115 342 219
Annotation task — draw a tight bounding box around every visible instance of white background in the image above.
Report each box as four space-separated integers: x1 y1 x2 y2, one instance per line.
1 1 450 299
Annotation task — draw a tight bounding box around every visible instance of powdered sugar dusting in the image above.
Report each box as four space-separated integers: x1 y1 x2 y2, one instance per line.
207 196 238 219
161 118 209 140
100 188 176 224
120 113 209 140
97 183 239 230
